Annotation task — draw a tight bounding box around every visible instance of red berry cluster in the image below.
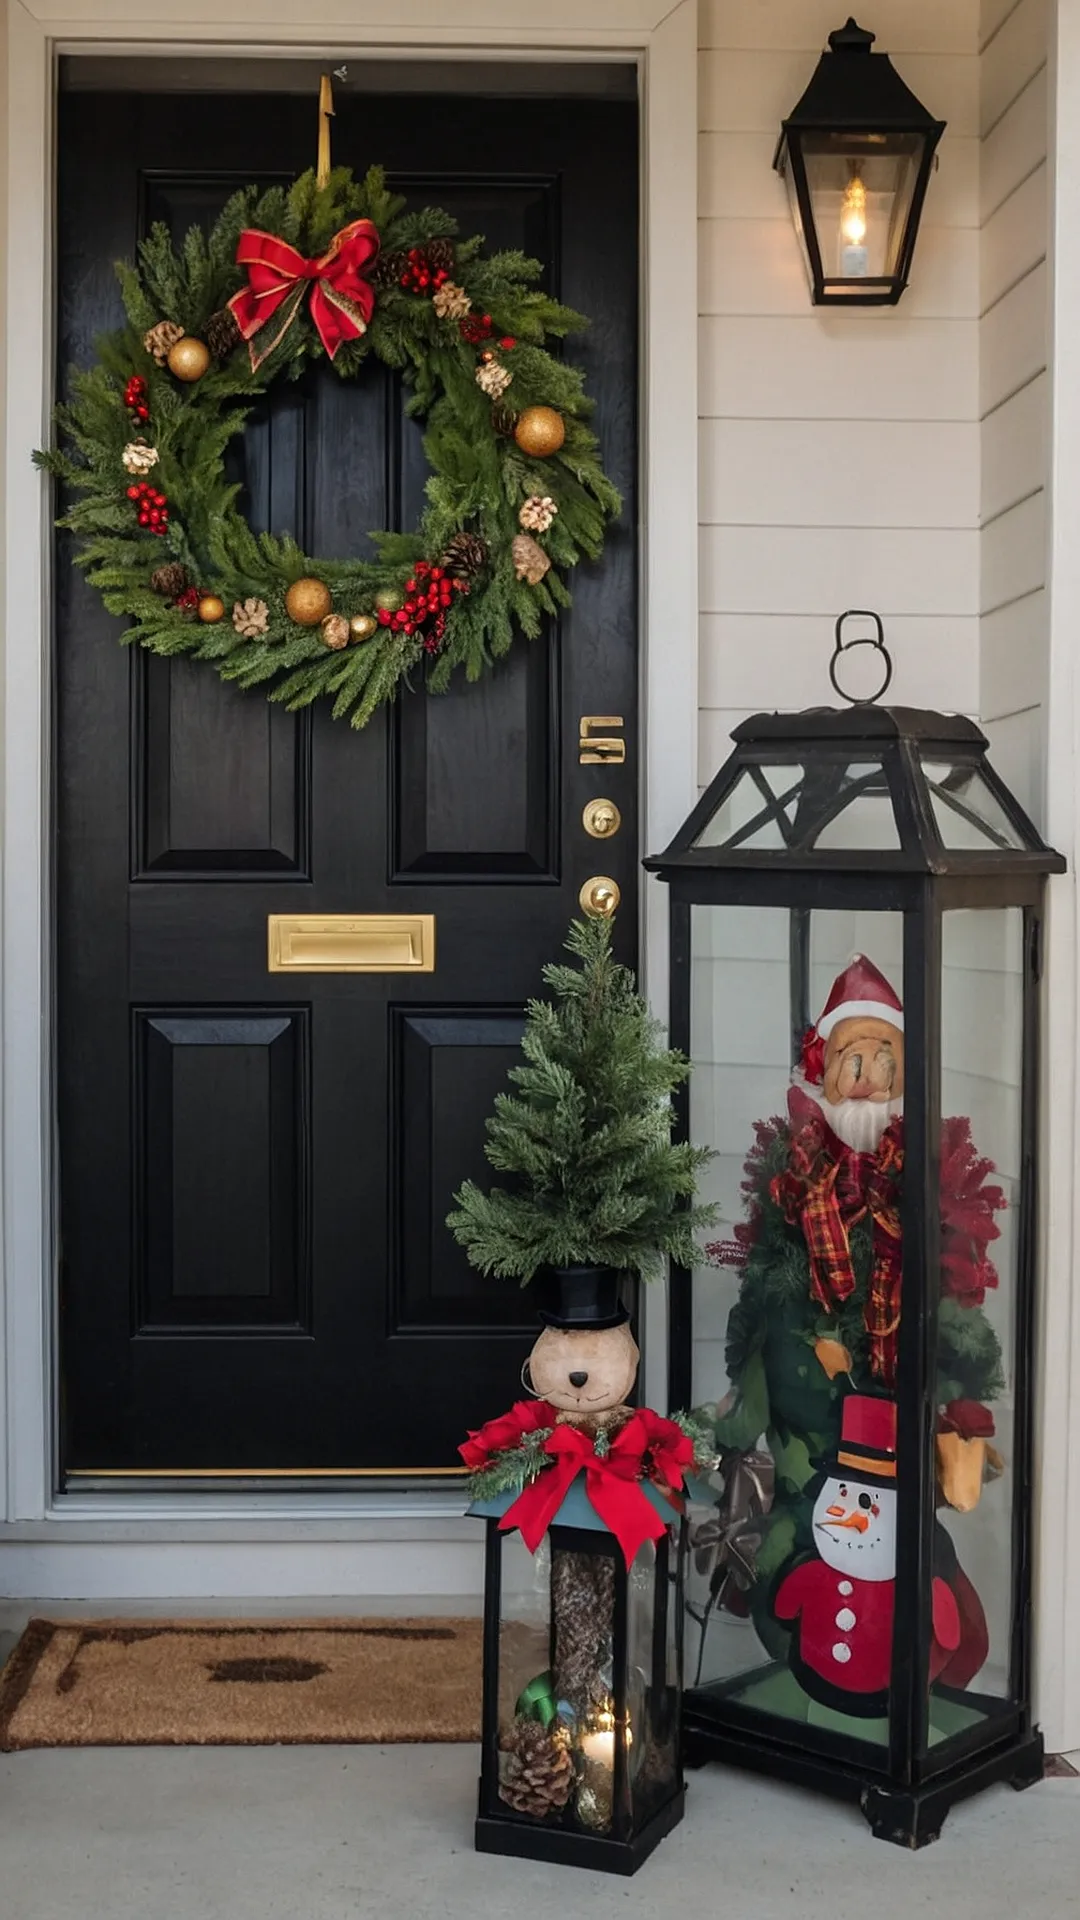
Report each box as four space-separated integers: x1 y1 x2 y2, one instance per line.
459 312 517 351
399 247 451 295
175 586 201 611
376 561 469 653
127 481 169 535
124 375 150 424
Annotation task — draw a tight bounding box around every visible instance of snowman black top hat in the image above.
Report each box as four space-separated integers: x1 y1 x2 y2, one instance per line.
819 1393 897 1488
537 1265 630 1331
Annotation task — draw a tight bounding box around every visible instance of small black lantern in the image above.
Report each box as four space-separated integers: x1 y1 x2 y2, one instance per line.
775 18 946 305
646 704 1064 1846
471 1480 685 1873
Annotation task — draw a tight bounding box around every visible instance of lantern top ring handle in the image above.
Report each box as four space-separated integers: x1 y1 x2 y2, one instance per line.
829 609 893 706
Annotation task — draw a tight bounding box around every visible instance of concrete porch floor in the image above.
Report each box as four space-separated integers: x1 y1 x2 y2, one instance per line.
0 1605 1076 1919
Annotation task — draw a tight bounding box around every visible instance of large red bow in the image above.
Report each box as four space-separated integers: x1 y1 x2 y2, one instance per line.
228 219 380 369
500 1410 692 1568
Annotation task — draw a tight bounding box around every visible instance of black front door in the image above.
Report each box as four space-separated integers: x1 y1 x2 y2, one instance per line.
56 75 639 1477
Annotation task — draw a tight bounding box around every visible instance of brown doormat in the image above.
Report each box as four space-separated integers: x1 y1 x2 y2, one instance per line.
0 1617 482 1751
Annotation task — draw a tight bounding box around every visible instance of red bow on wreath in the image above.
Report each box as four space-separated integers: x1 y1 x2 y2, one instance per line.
500 1410 693 1568
228 220 381 370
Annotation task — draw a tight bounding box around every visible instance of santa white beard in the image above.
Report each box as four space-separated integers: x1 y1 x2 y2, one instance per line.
797 1077 904 1154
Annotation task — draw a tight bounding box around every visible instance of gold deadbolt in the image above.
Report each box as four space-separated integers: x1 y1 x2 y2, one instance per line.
579 875 621 918
579 715 626 765
583 798 621 840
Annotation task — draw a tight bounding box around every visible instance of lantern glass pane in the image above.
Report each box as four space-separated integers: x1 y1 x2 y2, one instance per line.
933 907 1024 1735
627 1537 680 1827
800 132 925 290
922 759 1029 852
692 761 900 852
686 901 906 1748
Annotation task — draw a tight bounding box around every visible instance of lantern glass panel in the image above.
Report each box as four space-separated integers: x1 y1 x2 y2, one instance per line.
922 759 1029 852
692 761 900 852
794 133 926 289
934 906 1025 1735
687 900 904 1750
626 1538 681 1827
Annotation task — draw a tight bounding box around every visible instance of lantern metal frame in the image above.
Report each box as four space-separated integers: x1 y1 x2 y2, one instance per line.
474 1513 687 1873
645 705 1065 1847
774 18 946 307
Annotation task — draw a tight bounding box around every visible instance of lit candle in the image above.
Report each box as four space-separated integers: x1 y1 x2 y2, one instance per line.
839 172 869 277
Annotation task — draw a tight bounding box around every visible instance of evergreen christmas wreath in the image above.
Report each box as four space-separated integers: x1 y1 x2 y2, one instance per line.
36 166 621 728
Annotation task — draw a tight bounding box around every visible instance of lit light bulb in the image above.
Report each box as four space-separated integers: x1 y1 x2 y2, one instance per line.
839 172 869 277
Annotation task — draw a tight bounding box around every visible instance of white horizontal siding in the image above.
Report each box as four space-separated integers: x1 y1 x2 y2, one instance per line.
978 0 1049 817
701 525 979 616
699 313 979 421
701 1 980 56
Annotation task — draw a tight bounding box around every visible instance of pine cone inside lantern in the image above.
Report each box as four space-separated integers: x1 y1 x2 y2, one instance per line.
512 533 551 585
440 531 488 580
232 597 270 638
476 359 513 400
519 494 558 533
150 561 190 599
552 1548 615 1717
497 1717 573 1818
143 320 185 365
205 307 243 362
122 440 159 476
432 280 472 321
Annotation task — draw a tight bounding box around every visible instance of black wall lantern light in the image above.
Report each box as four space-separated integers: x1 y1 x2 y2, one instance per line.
775 18 946 306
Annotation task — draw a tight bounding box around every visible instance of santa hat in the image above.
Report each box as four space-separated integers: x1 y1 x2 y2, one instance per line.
800 954 902 1083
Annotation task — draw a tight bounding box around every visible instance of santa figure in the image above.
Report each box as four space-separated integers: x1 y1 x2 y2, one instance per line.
701 952 1005 1691
773 1395 960 1716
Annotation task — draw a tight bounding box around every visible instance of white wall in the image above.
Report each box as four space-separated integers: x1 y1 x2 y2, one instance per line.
980 0 1049 825
698 0 981 788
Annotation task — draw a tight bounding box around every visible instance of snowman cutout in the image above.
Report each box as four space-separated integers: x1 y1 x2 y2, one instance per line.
773 1395 961 1717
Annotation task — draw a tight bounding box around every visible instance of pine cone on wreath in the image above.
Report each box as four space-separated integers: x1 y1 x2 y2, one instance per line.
372 249 407 291
205 307 243 362
512 533 551 585
432 280 472 322
490 402 519 438
440 531 488 580
232 597 270 638
150 561 191 599
427 237 455 276
476 359 513 400
497 1717 573 1818
143 320 185 365
519 494 558 533
122 440 159 476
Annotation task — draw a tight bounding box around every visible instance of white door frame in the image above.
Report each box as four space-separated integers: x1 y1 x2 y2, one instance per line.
0 1 699 1574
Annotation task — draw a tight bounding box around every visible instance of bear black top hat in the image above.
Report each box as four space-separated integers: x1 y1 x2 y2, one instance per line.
820 1393 897 1487
537 1265 630 1331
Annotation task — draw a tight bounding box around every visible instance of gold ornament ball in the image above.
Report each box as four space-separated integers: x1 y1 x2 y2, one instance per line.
514 405 566 458
285 577 333 626
374 585 404 613
197 594 225 624
167 336 211 383
349 613 379 643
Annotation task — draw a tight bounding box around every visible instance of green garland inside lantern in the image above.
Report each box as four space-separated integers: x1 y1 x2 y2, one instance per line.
35 166 621 729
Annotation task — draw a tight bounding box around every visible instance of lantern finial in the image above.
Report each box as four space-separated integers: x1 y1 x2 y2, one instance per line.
829 19 876 53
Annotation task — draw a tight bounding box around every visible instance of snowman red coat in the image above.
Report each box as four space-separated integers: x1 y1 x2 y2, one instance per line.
774 1559 962 1715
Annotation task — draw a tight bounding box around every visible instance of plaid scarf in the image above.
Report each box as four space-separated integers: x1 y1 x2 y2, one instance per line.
771 1117 904 1385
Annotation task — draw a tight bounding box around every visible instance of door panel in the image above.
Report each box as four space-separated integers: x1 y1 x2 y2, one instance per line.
56 83 639 1475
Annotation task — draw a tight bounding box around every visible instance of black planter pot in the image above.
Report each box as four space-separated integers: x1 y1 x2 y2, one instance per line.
538 1264 633 1331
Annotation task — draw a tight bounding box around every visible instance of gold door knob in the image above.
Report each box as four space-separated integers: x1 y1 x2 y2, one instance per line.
579 875 621 918
582 798 622 840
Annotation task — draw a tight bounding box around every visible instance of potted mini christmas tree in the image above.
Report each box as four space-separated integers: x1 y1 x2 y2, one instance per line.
448 913 715 1328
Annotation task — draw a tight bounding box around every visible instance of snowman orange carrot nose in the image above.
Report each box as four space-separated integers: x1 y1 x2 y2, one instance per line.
825 1504 870 1532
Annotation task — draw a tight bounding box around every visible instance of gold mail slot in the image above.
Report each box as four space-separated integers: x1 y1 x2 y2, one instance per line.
267 913 436 974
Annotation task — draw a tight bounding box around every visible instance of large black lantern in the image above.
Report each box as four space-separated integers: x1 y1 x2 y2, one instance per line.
472 1476 685 1873
645 703 1064 1846
775 18 946 305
